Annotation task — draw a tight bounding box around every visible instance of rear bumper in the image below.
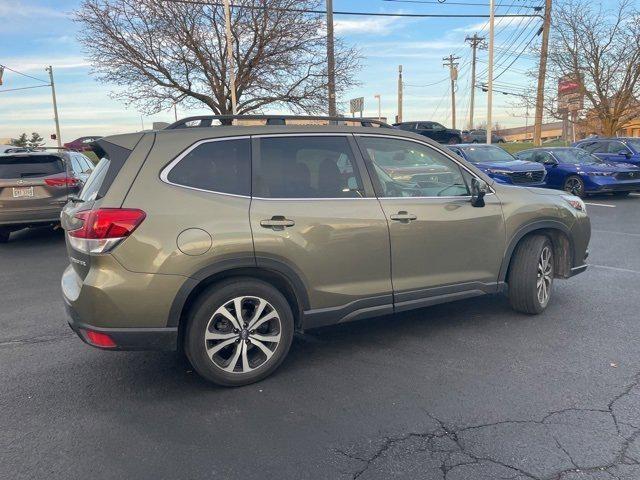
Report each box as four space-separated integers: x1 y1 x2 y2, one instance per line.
61 258 187 351
0 206 63 227
65 302 178 351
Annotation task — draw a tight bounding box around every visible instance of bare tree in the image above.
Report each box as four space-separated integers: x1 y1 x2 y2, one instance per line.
548 0 640 136
74 0 359 116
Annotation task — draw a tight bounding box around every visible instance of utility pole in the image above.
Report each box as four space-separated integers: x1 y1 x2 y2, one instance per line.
533 0 552 146
486 0 496 144
326 0 337 116
397 65 403 123
45 66 61 148
374 94 381 121
465 34 485 130
443 55 460 129
223 0 238 117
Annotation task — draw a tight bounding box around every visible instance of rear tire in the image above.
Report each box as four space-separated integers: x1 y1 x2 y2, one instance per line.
448 136 461 145
613 191 630 197
508 235 554 314
0 228 10 243
184 278 294 387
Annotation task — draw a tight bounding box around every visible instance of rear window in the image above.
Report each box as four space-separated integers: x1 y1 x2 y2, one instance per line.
0 155 65 179
165 139 251 196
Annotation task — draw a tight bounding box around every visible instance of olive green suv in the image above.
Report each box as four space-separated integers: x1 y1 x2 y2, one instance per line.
61 116 590 386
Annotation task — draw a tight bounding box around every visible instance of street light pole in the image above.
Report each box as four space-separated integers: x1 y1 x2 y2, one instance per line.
45 66 62 148
374 94 381 121
326 0 337 116
223 0 238 118
486 0 496 144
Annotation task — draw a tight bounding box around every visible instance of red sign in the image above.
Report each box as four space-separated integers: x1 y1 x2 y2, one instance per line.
558 78 580 95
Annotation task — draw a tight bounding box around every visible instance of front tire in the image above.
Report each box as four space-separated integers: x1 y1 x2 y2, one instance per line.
0 228 10 243
184 278 294 387
613 191 630 197
508 235 554 314
563 175 585 197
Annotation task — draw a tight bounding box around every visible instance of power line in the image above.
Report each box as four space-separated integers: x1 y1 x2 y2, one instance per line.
0 84 50 94
0 64 49 84
383 0 543 8
160 0 542 18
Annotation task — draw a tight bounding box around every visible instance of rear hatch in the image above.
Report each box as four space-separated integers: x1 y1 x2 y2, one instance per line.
61 137 142 280
0 154 69 216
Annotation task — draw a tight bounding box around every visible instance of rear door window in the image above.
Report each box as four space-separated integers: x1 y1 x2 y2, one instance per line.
0 155 64 179
254 136 364 198
164 138 251 196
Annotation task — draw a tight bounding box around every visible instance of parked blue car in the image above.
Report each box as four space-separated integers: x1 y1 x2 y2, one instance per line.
515 147 640 197
573 137 640 166
447 144 546 187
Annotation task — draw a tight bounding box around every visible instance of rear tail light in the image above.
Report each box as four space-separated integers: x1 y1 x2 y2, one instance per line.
83 329 117 348
67 208 146 254
44 175 79 187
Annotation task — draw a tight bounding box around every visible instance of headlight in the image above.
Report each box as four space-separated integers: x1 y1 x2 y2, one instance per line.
487 168 511 175
562 194 586 212
588 171 613 176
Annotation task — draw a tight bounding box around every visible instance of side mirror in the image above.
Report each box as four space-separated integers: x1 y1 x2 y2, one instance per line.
470 178 487 207
544 158 558 166
619 150 632 158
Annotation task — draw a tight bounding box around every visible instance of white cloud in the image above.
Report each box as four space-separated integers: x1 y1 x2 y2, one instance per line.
453 16 533 33
0 1 67 19
335 16 404 35
1 56 90 72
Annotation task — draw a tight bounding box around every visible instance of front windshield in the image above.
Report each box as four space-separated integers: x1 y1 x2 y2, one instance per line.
553 149 601 164
460 146 514 163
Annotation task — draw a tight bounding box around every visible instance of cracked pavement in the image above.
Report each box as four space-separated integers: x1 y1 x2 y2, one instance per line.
2 196 640 479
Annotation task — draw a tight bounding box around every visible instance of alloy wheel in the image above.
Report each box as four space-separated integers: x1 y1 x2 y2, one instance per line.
204 296 281 374
564 177 583 196
536 246 553 306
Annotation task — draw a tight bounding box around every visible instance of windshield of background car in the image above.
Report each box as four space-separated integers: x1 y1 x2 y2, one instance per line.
460 146 514 163
372 146 438 168
0 154 65 179
552 149 601 164
625 139 640 152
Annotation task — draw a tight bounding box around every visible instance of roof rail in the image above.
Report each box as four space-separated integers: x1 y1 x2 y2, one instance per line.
164 115 392 130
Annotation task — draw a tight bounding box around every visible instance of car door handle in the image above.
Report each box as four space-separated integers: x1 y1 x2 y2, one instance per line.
390 211 417 223
260 216 295 230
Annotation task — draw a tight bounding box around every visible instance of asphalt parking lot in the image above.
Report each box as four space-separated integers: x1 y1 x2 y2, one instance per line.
1 195 640 480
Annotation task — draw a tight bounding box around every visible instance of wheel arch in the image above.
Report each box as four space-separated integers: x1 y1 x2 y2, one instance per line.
169 258 310 347
500 221 574 283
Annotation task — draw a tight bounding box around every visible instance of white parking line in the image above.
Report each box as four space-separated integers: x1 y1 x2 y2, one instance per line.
630 193 640 197
593 230 640 237
591 264 640 274
585 202 616 208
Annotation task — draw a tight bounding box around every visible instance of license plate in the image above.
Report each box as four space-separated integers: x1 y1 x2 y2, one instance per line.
12 186 34 198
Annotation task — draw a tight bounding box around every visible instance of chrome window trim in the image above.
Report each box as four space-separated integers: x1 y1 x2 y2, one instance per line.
159 135 252 199
159 131 495 201
355 133 496 198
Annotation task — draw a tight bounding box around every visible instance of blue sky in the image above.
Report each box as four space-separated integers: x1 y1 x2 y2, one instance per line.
1 0 552 143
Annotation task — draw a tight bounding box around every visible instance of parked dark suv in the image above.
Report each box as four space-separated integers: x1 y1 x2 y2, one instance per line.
61 116 590 387
393 121 462 144
0 149 94 242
